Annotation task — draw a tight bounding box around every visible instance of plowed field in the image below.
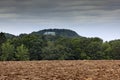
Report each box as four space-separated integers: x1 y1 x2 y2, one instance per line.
0 60 120 80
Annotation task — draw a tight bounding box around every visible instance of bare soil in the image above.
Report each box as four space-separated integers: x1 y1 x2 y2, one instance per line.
0 60 120 80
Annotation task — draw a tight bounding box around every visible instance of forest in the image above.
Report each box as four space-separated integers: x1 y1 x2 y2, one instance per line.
0 29 120 61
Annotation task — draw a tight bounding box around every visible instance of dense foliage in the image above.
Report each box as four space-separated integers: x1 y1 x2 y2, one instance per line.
31 29 80 38
0 29 120 60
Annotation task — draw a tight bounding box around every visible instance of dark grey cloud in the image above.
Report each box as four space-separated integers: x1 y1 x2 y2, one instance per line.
0 0 120 23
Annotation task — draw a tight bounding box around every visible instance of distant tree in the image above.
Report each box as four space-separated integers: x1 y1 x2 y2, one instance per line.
41 41 71 60
25 35 45 60
109 40 120 59
90 37 103 43
11 34 45 60
70 38 90 59
0 41 15 61
102 42 112 59
0 32 6 44
0 32 6 55
80 52 90 60
16 44 29 61
41 41 58 60
87 41 103 59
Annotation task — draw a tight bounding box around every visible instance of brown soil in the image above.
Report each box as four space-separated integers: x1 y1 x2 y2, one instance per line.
0 60 120 80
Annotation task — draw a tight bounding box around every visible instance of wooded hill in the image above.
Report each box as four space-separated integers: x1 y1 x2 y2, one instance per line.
5 29 80 38
0 29 120 61
31 29 80 38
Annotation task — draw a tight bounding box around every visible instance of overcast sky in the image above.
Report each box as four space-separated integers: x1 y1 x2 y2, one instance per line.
0 0 120 41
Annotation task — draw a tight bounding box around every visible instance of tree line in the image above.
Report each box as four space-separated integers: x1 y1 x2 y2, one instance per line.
0 32 120 61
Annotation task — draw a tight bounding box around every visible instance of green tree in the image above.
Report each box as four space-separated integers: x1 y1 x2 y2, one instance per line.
0 41 15 61
0 32 6 55
16 44 29 61
0 32 6 44
102 42 112 59
70 38 90 59
41 41 71 60
41 41 58 60
109 40 120 59
87 41 103 59
80 52 90 60
11 34 45 60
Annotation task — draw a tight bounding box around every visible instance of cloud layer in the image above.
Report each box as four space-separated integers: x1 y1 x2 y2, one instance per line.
0 0 120 23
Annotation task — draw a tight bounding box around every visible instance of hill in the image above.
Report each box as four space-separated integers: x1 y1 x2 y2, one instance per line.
3 29 80 38
31 29 80 38
5 33 15 38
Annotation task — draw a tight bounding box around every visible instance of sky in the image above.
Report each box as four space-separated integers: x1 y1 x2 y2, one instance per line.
0 0 120 41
